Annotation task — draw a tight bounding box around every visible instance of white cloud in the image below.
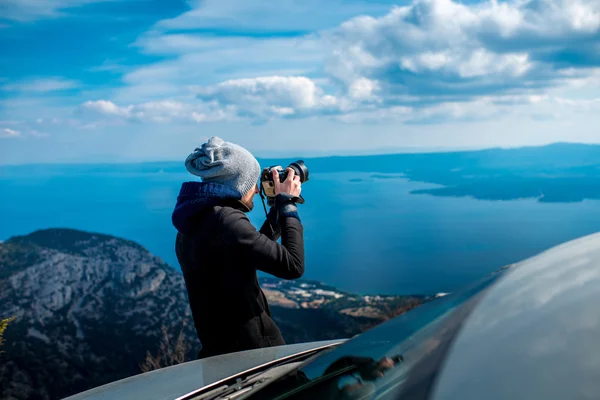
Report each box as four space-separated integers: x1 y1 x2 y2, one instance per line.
81 77 341 124
335 105 412 123
80 99 231 124
1 0 113 22
83 79 600 127
155 0 396 32
2 78 80 92
82 100 132 118
87 59 128 74
324 0 600 102
1 128 21 138
196 76 339 117
117 34 326 102
8 0 600 139
348 77 381 101
103 0 600 126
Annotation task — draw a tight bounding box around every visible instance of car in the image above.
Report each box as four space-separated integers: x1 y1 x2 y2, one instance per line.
65 231 600 400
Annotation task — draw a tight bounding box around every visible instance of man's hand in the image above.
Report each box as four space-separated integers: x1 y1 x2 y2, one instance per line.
273 168 301 197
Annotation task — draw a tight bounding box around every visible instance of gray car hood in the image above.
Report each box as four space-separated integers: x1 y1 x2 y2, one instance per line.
64 340 344 400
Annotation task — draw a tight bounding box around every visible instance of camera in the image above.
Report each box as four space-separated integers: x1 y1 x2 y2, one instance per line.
260 160 309 206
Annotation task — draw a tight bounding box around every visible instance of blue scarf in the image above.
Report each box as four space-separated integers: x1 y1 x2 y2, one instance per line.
172 181 248 235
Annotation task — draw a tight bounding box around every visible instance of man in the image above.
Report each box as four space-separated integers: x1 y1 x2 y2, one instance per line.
171 136 304 359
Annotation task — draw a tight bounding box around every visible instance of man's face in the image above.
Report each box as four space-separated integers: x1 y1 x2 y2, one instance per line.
242 184 259 210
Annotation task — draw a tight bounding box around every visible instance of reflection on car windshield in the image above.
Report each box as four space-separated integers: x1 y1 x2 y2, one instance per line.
246 270 505 400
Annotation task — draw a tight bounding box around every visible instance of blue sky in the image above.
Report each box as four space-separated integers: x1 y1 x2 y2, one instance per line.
1 0 599 164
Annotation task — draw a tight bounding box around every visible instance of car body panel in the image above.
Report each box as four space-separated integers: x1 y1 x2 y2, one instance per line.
244 269 507 400
63 340 344 400
243 232 600 400
432 232 600 400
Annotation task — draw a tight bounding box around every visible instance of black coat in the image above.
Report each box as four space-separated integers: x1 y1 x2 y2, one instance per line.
173 184 304 359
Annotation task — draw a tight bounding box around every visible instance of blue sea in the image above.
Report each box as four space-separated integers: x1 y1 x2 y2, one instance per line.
2 161 600 295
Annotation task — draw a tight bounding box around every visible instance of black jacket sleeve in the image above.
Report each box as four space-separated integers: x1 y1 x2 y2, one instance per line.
221 195 304 279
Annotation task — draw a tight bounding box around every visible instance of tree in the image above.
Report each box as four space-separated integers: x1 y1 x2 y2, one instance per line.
0 316 16 352
140 323 190 372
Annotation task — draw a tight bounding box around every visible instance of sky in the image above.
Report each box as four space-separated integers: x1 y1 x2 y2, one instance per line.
1 0 600 164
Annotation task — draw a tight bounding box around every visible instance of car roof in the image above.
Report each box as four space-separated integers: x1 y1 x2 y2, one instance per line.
63 340 343 400
432 232 600 400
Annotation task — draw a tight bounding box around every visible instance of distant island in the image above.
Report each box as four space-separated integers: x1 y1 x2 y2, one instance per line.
316 142 600 203
3 142 599 203
273 142 600 203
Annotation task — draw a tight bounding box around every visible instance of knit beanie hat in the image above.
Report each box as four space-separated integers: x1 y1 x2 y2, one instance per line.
184 136 261 198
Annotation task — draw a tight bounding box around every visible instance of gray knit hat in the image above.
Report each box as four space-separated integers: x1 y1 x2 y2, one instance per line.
184 136 261 197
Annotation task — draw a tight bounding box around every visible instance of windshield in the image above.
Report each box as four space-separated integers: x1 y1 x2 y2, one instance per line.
244 268 507 400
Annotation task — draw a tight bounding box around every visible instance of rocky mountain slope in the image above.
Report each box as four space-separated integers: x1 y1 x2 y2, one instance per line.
0 229 425 400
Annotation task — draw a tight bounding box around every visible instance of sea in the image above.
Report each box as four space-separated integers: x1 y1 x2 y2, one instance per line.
2 161 600 295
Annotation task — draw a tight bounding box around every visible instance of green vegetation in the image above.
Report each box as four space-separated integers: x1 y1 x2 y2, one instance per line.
6 228 147 257
140 324 190 372
0 316 16 351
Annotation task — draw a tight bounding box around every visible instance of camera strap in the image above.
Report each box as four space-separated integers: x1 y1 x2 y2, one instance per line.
258 188 275 237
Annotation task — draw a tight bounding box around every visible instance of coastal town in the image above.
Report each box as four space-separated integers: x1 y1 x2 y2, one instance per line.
260 277 429 322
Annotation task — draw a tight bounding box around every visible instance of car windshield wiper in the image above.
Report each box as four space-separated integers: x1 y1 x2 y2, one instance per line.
178 343 341 400
192 362 306 400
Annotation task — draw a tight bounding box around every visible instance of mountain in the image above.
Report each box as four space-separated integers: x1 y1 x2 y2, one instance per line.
0 229 196 400
0 229 425 400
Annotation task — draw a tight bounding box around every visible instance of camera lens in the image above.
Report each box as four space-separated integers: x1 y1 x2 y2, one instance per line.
288 160 309 183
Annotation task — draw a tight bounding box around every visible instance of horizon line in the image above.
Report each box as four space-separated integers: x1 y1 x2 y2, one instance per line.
0 141 596 167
